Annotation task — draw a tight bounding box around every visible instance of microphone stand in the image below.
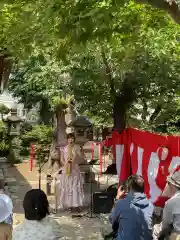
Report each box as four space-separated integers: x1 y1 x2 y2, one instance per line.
72 163 99 219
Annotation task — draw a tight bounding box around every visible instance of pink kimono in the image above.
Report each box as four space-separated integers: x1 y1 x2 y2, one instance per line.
55 145 84 209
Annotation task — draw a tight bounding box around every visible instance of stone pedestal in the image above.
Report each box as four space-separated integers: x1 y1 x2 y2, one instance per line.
0 157 9 170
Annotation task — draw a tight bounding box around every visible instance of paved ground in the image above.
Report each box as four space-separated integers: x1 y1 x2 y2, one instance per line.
4 159 118 239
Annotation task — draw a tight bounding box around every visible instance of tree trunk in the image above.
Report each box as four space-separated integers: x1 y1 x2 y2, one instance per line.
113 74 138 132
56 107 67 147
0 54 13 92
113 95 127 132
149 104 162 124
48 106 67 173
39 99 53 125
142 98 148 123
101 50 138 132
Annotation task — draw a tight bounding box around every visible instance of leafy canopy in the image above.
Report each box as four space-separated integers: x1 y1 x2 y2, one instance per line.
2 1 180 132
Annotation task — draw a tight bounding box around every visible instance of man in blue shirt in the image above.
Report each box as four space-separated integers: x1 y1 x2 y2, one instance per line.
109 175 154 240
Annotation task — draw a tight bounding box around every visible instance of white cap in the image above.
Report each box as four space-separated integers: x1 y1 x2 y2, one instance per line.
0 194 13 213
0 198 11 222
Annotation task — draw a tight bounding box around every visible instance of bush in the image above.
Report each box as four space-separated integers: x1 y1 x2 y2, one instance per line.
0 140 9 157
0 123 53 162
21 125 53 165
0 121 9 157
21 124 53 145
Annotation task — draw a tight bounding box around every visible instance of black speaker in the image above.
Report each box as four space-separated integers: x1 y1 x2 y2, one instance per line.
93 192 115 214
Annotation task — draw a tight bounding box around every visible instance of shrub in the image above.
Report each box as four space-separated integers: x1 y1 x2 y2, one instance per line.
21 124 52 145
0 121 9 157
21 125 53 165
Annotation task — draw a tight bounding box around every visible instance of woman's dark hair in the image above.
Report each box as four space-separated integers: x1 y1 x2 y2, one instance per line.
23 189 49 221
127 175 144 193
67 133 75 140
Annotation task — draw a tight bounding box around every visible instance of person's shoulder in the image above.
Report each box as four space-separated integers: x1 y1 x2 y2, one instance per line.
115 197 128 207
165 194 179 207
0 193 12 201
148 200 154 211
141 196 154 210
45 217 63 238
166 195 176 204
43 217 60 229
145 197 153 206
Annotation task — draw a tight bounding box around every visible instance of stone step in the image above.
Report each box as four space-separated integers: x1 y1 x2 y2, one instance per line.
5 177 17 186
0 157 7 163
0 163 11 170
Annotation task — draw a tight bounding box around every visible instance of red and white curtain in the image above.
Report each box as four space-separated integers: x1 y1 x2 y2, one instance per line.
104 128 180 203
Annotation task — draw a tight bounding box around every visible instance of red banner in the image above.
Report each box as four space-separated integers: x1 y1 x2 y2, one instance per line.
104 128 180 203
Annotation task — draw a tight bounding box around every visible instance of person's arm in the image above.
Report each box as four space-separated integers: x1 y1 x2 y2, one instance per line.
162 201 173 229
158 201 173 238
109 200 121 231
111 186 125 218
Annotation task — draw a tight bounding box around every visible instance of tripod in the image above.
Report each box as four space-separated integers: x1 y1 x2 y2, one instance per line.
72 164 100 219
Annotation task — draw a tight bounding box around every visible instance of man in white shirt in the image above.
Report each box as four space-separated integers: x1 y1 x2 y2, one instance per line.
0 180 13 225
153 171 180 240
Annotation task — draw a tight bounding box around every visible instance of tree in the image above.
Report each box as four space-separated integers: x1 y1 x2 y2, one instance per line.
8 52 72 124
3 1 180 133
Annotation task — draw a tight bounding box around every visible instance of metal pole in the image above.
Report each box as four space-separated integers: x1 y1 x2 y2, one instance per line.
38 166 41 189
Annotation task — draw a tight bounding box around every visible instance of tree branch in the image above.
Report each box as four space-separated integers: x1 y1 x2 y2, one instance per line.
142 98 148 122
149 104 162 124
135 0 180 23
0 54 13 92
101 48 116 101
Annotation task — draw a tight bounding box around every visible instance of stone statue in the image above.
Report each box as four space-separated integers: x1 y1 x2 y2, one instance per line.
48 103 67 173
65 100 77 126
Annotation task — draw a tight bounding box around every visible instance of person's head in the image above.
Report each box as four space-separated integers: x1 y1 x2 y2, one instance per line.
166 171 180 196
23 189 49 221
0 198 11 223
127 175 144 193
67 133 75 144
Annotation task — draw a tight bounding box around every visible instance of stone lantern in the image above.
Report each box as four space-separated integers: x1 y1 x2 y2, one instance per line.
2 106 23 164
4 107 22 136
67 115 94 182
67 115 92 145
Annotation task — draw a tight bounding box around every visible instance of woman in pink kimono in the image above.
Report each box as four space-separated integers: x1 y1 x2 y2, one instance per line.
55 134 84 211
